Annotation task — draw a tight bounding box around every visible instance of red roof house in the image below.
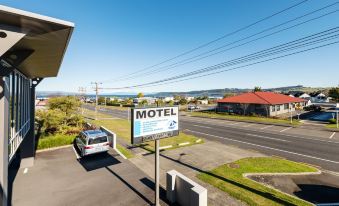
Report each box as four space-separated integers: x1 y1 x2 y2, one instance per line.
217 92 306 116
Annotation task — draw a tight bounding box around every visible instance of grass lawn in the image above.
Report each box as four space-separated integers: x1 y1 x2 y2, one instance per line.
326 124 339 130
116 144 134 159
37 134 77 150
198 157 317 206
190 112 301 126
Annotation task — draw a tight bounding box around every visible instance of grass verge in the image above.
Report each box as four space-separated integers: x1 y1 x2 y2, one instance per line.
190 112 301 126
37 134 76 150
197 157 317 206
326 124 339 130
116 144 134 159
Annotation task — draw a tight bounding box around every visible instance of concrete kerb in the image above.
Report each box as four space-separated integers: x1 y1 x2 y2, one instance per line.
36 145 72 153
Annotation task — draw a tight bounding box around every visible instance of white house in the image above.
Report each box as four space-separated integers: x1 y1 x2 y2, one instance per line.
133 97 157 105
197 99 209 105
185 96 195 101
310 92 330 103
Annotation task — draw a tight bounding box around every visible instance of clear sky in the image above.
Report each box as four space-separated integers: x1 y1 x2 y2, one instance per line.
2 0 339 94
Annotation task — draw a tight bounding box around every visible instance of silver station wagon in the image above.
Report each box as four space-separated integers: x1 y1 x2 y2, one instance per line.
76 130 110 157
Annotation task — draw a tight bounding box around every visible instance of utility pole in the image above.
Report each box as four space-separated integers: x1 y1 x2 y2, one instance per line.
78 87 87 115
91 82 102 120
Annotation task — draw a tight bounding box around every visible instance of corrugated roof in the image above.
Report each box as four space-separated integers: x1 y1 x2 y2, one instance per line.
218 92 306 105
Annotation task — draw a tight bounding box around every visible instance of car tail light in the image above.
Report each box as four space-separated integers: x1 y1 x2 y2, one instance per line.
84 146 93 149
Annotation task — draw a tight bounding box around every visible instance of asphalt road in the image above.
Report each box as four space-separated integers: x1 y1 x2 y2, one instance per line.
83 105 339 172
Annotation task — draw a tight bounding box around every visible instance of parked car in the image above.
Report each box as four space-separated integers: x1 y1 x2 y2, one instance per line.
188 105 199 111
76 130 110 157
304 104 322 112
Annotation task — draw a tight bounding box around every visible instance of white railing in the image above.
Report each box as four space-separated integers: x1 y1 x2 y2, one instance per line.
9 120 30 161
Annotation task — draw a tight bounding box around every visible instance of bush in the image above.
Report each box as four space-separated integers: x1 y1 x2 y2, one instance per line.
37 134 76 150
329 118 337 124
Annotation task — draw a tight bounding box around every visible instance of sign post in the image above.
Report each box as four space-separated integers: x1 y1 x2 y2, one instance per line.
131 106 179 206
155 139 160 206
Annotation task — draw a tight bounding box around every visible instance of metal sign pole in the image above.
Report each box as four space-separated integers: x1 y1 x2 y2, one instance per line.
337 110 338 129
155 139 160 206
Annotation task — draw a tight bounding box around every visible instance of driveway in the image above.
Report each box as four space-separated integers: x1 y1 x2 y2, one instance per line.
11 147 169 206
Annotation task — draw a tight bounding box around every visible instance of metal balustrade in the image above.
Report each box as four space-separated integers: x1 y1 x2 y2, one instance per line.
6 70 31 162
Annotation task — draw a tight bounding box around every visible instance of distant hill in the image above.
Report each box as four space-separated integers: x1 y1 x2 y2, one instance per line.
37 85 331 98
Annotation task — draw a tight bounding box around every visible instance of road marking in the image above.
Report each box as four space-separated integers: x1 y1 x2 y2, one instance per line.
185 129 339 164
246 133 290 142
242 124 253 127
182 118 339 144
229 122 242 125
260 125 274 130
279 127 292 133
192 124 212 129
72 145 80 159
329 132 336 139
23 168 28 174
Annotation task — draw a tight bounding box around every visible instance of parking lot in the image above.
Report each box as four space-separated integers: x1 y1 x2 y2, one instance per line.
11 147 169 206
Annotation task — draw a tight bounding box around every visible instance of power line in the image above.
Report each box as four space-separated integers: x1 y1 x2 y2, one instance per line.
102 27 339 89
101 0 310 83
111 4 339 82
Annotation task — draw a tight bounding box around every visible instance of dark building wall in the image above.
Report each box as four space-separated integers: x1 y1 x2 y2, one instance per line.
217 102 269 116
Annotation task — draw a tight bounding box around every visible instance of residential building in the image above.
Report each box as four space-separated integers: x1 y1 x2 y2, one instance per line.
310 92 330 103
217 92 307 117
133 97 157 105
197 99 209 105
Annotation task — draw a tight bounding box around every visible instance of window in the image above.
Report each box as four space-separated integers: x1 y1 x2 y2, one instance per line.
88 136 108 145
284 104 289 110
271 105 275 112
277 105 281 111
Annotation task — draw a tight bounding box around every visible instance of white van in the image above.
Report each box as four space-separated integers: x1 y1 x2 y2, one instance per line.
76 130 110 157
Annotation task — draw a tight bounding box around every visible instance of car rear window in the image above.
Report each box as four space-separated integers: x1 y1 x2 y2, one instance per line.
88 136 108 145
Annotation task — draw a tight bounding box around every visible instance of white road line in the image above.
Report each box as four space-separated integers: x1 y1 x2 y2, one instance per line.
72 145 80 159
182 118 339 144
242 124 253 127
185 129 339 164
260 125 274 130
192 124 212 129
246 133 290 142
23 168 28 174
329 132 336 139
279 127 292 133
229 122 242 125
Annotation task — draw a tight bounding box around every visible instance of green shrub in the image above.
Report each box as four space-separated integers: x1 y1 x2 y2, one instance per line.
329 118 337 124
37 134 76 150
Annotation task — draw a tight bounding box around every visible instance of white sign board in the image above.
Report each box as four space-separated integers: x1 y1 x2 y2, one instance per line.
131 106 179 144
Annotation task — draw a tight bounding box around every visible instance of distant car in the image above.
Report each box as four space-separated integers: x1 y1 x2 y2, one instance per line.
304 105 322 112
188 105 199 111
76 130 110 157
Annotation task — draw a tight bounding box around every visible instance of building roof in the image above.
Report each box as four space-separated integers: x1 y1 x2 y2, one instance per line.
218 92 306 105
0 5 74 78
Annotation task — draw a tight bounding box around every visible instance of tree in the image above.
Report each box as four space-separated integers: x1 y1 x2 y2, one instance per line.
98 96 106 105
173 95 181 101
48 96 81 116
329 87 339 102
137 92 144 98
223 93 233 98
254 86 262 92
179 98 188 105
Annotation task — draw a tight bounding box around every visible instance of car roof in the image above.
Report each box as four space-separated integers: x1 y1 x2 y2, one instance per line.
83 130 107 138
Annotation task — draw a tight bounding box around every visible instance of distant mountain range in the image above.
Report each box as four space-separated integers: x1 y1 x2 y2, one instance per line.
37 85 331 98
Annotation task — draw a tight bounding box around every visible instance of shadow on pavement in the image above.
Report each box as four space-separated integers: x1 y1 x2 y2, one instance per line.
73 141 121 171
294 184 339 204
105 167 154 205
8 150 21 206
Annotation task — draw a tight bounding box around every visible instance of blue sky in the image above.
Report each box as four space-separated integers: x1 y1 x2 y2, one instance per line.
2 0 339 94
